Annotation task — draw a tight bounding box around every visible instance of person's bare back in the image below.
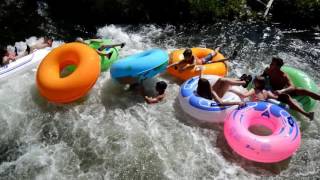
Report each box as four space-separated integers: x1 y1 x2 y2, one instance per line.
267 68 290 90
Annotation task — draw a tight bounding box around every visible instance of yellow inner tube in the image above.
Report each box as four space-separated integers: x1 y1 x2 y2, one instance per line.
167 48 228 81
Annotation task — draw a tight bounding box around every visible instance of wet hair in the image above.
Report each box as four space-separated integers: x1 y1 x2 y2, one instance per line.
272 57 284 67
156 81 167 93
197 78 213 100
254 76 265 90
183 48 192 58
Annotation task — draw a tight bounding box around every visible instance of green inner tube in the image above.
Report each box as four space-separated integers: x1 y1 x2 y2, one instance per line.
247 66 318 112
281 66 319 112
66 39 120 72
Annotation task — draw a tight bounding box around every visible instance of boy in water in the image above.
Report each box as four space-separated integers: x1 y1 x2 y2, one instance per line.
143 81 167 104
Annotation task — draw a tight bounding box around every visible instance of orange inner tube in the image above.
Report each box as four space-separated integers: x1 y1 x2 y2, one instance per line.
167 48 228 81
36 43 100 103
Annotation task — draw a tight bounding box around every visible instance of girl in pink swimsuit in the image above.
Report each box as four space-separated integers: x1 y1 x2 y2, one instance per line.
232 76 278 101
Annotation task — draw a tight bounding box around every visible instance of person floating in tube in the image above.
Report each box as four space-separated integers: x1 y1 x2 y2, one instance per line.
29 36 53 52
75 37 125 59
167 47 220 72
259 57 319 120
196 66 251 107
1 46 30 67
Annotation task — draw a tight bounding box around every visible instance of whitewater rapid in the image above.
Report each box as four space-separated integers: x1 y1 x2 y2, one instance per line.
0 24 320 179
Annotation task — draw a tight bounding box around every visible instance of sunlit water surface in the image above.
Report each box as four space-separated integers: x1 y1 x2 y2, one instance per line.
1 24 320 179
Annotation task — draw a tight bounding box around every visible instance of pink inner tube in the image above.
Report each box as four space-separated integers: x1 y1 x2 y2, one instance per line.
224 101 301 163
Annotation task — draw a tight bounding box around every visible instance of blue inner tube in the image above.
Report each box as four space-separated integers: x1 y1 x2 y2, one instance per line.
180 76 241 112
179 75 245 123
110 49 168 83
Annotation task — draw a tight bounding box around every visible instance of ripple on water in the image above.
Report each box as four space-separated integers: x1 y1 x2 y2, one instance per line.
0 23 320 179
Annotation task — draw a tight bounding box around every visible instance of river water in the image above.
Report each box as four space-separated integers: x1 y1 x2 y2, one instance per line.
0 23 320 179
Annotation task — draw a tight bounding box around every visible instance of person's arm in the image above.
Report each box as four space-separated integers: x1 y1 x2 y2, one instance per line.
261 67 270 77
181 63 196 71
275 74 295 94
30 43 50 52
180 57 197 71
144 94 165 104
138 80 159 104
266 91 278 99
211 90 244 106
167 60 183 68
198 66 205 78
35 43 50 50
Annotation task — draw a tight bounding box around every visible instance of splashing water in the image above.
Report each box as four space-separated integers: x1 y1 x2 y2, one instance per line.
0 23 320 180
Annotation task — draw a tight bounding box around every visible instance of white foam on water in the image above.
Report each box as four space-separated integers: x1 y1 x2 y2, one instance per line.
0 24 320 180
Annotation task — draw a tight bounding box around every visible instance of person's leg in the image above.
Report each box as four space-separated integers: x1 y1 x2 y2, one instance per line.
212 79 229 98
292 87 320 100
278 94 314 120
201 53 213 64
220 77 246 86
202 48 220 64
106 51 113 59
229 88 248 98
99 43 125 50
212 78 241 98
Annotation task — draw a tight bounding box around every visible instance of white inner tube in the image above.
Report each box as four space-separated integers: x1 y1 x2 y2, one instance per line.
179 75 246 123
0 48 51 82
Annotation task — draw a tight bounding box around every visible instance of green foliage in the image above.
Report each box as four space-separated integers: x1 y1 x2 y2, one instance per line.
272 0 320 25
1 0 320 47
295 0 320 8
295 0 320 16
188 0 248 19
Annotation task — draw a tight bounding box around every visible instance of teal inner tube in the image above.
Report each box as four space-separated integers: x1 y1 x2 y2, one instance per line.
110 49 169 84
